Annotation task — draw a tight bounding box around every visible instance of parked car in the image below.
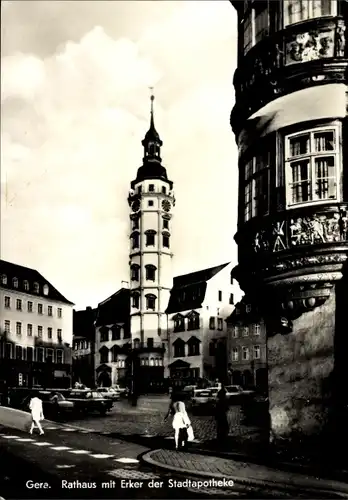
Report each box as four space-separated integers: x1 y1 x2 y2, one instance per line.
191 388 216 414
97 387 120 401
181 385 197 400
65 389 113 416
21 391 74 419
112 385 128 397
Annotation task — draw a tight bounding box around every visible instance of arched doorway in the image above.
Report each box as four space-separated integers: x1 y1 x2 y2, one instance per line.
96 364 112 387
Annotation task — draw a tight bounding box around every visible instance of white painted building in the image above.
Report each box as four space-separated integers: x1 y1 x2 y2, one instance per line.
0 260 74 388
165 262 242 386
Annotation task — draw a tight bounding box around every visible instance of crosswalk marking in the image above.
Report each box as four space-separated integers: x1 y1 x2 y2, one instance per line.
62 428 75 432
33 442 52 446
2 435 19 439
80 430 90 433
45 426 58 430
51 446 72 451
15 438 35 442
114 457 139 464
164 436 174 440
56 464 76 469
69 449 90 454
90 454 114 459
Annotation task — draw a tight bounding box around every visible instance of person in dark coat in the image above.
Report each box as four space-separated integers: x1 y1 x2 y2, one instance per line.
215 386 229 447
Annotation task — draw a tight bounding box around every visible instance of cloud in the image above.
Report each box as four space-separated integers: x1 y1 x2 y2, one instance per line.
1 1 238 308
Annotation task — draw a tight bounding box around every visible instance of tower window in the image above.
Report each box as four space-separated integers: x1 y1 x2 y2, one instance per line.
145 230 156 247
162 231 170 248
148 200 154 207
145 264 156 281
285 126 339 208
218 290 222 301
132 293 140 309
131 264 140 281
149 184 155 192
137 186 142 194
162 186 167 194
145 294 156 311
132 217 140 230
163 218 169 230
131 232 140 250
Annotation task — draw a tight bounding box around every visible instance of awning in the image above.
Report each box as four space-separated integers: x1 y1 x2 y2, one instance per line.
238 83 347 154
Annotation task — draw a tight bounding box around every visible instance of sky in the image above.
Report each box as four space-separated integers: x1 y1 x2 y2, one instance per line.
1 0 239 310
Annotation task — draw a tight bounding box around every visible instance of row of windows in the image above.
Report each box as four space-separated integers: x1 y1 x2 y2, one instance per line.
0 275 50 295
1 343 64 363
134 184 169 195
209 317 224 331
131 293 156 310
99 326 130 342
231 345 261 361
242 125 341 222
131 264 156 282
132 216 169 231
174 313 200 332
4 320 62 341
232 324 260 337
131 231 170 250
4 297 62 317
99 351 164 367
243 0 337 55
173 338 201 358
74 340 90 350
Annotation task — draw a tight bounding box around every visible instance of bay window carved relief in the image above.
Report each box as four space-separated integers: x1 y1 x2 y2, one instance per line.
285 26 336 65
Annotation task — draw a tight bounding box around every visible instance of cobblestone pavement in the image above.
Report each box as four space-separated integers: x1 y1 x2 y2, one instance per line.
66 401 263 444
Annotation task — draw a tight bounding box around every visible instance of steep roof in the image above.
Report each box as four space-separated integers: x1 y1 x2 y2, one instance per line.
0 259 74 305
95 288 130 327
166 262 230 314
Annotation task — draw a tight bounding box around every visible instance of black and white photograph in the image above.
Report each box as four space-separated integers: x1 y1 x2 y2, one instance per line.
0 0 347 498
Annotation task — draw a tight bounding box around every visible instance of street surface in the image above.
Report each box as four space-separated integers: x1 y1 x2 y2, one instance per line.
0 423 298 499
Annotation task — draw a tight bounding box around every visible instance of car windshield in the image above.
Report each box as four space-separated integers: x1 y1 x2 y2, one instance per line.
226 386 240 393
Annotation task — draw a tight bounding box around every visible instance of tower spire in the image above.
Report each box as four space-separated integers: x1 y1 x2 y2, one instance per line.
149 88 155 129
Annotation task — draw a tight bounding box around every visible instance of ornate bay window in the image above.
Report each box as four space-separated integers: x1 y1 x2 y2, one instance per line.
285 125 340 208
283 0 337 27
145 264 156 281
243 150 270 222
145 293 156 311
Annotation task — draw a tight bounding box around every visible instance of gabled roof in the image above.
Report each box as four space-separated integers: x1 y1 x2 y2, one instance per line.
95 288 130 327
166 262 230 314
168 359 191 368
0 259 74 305
73 308 97 340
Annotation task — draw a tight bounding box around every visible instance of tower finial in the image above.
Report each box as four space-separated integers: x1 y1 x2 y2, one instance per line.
149 87 155 128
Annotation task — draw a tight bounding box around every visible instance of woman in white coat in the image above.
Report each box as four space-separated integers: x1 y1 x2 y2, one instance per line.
29 391 44 435
172 401 193 450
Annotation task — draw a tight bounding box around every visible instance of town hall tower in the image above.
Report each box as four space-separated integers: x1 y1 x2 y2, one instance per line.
127 95 174 380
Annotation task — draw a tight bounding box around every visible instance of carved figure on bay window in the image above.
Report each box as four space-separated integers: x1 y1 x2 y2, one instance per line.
319 36 334 57
289 41 303 62
254 229 269 252
325 213 341 242
336 25 346 57
302 34 319 62
272 221 286 251
308 216 325 244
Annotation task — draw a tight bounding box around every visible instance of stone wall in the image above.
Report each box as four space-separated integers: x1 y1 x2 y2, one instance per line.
268 291 336 447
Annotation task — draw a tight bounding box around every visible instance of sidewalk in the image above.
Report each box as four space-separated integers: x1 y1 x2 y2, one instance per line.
142 449 348 498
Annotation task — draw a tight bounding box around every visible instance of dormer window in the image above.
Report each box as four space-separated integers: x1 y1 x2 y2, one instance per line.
33 282 39 294
131 264 140 281
145 264 156 281
13 277 18 288
145 230 156 247
23 280 29 291
1 274 7 285
43 284 49 296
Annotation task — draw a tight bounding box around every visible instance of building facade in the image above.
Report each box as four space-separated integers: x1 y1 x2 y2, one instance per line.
230 0 347 451
94 288 131 388
72 306 96 388
166 262 241 387
0 260 74 389
126 95 173 388
226 297 267 392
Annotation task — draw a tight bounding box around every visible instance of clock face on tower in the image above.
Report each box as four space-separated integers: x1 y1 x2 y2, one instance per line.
131 200 140 212
162 200 171 212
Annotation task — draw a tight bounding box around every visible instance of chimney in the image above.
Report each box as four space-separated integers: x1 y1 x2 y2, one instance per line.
86 306 92 311
121 281 129 289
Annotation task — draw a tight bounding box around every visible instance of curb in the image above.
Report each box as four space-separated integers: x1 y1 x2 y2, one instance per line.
141 449 348 498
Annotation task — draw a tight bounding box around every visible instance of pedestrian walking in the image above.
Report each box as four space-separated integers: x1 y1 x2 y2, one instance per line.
215 385 229 447
172 401 191 450
29 391 44 435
